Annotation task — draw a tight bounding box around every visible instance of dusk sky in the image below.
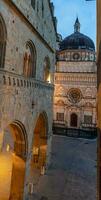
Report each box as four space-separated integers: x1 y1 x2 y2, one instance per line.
52 0 96 46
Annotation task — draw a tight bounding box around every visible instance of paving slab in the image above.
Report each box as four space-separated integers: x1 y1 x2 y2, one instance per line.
33 136 97 200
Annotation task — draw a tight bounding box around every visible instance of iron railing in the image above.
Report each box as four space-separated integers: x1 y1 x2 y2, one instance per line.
53 126 97 139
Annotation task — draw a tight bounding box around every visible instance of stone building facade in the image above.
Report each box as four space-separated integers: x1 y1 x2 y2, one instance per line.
0 0 57 199
54 18 97 130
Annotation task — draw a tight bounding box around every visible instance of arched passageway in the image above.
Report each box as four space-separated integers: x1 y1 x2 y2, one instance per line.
29 113 48 192
0 120 28 200
70 113 78 127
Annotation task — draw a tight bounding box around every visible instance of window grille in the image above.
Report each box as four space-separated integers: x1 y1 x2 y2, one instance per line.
56 113 64 121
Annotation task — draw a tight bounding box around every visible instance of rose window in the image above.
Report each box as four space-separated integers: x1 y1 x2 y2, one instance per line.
68 88 82 104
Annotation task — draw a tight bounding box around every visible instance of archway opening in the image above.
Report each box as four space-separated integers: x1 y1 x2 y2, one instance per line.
0 121 28 200
70 113 78 127
30 113 48 192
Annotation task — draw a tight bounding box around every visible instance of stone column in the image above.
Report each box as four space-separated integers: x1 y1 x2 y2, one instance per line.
23 151 33 200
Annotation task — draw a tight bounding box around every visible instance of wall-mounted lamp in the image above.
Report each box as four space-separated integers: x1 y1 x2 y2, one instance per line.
6 144 10 152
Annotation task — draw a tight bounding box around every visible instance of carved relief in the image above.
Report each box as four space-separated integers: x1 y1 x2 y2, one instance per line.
56 100 65 106
23 41 36 78
67 88 82 104
56 86 66 96
85 88 92 98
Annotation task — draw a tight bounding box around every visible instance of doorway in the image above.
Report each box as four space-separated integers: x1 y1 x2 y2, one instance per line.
70 113 78 127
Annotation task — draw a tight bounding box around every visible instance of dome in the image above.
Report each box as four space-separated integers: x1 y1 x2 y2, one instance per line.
59 18 95 51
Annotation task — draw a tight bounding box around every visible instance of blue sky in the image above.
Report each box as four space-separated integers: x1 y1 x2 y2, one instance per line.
52 0 96 45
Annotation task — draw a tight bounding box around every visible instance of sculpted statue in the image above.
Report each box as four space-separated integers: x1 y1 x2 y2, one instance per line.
24 45 31 77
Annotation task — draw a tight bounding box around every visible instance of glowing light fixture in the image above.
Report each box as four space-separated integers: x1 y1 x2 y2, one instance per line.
40 165 45 175
6 144 10 152
33 146 39 155
47 74 51 83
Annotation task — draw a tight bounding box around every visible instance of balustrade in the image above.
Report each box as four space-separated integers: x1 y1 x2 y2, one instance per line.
0 70 54 91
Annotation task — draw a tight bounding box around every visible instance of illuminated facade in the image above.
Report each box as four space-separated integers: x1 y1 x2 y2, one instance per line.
54 18 97 130
0 0 56 199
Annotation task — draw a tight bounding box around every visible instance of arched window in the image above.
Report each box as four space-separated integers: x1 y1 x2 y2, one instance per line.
23 40 36 78
43 57 51 82
0 14 7 68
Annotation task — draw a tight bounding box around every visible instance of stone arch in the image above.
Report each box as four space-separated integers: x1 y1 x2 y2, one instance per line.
9 120 28 159
23 40 37 78
56 100 65 106
43 56 51 82
0 14 7 68
70 113 78 127
85 88 92 98
29 112 48 193
32 112 48 164
0 120 28 200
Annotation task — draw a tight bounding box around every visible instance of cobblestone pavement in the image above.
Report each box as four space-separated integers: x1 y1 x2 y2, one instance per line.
34 136 97 200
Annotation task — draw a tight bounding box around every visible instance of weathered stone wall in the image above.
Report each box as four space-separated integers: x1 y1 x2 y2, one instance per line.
10 0 56 49
0 0 56 199
1 0 56 80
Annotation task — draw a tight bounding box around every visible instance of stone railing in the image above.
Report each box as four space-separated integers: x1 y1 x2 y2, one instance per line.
53 120 65 126
81 123 97 128
0 69 54 91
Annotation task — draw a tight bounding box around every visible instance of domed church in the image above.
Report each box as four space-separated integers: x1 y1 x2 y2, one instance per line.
53 18 97 130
